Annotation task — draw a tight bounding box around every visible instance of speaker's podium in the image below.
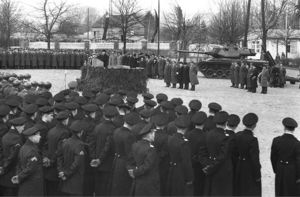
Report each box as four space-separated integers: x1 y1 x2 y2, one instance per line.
79 57 148 93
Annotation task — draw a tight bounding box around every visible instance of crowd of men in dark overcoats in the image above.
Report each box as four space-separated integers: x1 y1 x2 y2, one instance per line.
0 71 299 197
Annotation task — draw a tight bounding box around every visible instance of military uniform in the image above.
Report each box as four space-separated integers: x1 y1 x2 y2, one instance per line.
271 118 300 196
16 134 44 196
234 113 261 196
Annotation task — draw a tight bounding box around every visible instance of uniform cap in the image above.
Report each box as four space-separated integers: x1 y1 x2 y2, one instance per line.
175 115 191 129
103 106 119 118
39 91 52 100
53 93 65 102
118 90 127 96
227 114 241 127
142 93 154 100
9 117 27 126
53 103 66 111
189 100 202 111
81 104 98 112
70 120 88 133
109 96 124 106
35 98 49 107
5 98 19 107
0 105 10 117
24 94 38 105
93 94 110 105
126 91 138 98
171 98 183 107
82 90 95 99
39 106 53 114
242 113 259 127
23 126 40 136
24 82 31 88
103 88 114 96
68 81 78 89
144 100 157 108
22 104 38 114
139 109 152 119
44 82 52 89
213 111 229 125
124 112 141 125
156 93 168 103
282 117 298 130
208 102 222 112
151 113 169 126
161 101 174 110
74 96 88 105
175 105 188 115
65 102 79 110
139 123 155 136
31 81 38 86
191 111 207 125
126 97 138 104
56 111 70 120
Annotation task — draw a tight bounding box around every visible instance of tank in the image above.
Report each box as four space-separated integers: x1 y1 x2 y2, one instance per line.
178 46 268 79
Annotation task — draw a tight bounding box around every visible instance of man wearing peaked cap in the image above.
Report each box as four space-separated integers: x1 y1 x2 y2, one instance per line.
142 92 154 100
111 112 139 196
166 105 188 135
189 100 202 114
167 114 193 196
94 93 110 107
68 81 78 90
11 125 44 196
128 122 160 196
203 102 222 132
126 96 139 112
82 90 95 101
170 97 183 107
57 120 86 196
90 105 118 195
271 117 300 196
186 111 207 196
65 102 84 126
226 114 240 136
156 93 168 104
81 103 98 195
22 104 38 131
234 113 261 196
200 110 233 196
0 116 26 196
43 110 70 196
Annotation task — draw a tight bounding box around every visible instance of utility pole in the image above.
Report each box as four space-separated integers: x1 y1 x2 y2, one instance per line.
157 0 160 56
87 8 90 40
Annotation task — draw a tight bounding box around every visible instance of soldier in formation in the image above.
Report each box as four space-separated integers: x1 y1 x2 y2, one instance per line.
0 71 299 197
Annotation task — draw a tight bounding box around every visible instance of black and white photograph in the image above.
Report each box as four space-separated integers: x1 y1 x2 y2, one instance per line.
0 0 300 196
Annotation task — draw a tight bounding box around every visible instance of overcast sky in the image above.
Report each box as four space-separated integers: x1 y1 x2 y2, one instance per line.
18 0 220 18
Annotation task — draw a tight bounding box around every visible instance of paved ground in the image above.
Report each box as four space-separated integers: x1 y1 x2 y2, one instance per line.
2 68 300 197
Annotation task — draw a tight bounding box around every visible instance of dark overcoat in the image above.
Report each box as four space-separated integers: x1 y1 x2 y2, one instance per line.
234 129 261 196
271 133 300 196
111 126 136 196
170 64 178 84
17 140 44 196
234 65 240 86
0 129 23 188
201 127 233 196
166 132 193 196
183 66 190 84
132 139 160 196
164 62 172 84
250 68 259 89
189 63 199 85
58 135 85 195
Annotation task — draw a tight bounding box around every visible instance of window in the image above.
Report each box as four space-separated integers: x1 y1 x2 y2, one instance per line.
290 41 297 54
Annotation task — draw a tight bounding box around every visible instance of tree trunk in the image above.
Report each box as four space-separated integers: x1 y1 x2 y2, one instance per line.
261 0 267 58
123 32 127 54
243 0 251 47
47 33 51 49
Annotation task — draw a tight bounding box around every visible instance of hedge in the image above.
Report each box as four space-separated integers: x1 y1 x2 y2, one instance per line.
78 66 148 93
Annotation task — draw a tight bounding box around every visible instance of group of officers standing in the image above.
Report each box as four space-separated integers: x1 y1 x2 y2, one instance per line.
0 71 299 197
230 61 287 94
0 49 88 69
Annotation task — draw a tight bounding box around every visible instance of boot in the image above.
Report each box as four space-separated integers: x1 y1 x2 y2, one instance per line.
191 85 195 91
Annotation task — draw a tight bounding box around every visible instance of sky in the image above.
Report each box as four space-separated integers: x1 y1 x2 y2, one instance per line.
18 0 220 18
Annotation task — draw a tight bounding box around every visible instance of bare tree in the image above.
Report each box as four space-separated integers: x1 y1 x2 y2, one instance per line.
113 0 143 53
22 0 73 49
164 5 207 61
208 0 246 45
0 0 21 49
255 0 287 54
